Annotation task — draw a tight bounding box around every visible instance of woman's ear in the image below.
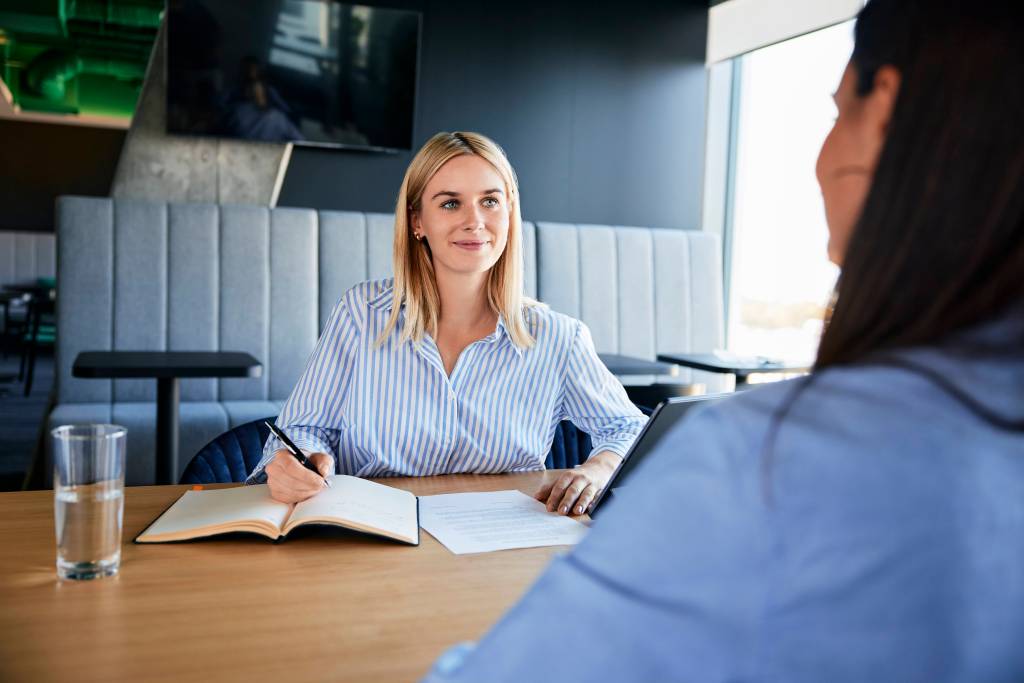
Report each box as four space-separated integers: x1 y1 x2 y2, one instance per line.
865 65 901 137
410 210 421 234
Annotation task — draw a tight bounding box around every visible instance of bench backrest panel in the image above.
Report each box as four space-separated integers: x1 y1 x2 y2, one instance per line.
57 197 719 403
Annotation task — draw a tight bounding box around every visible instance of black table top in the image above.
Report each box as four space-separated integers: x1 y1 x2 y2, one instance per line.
598 353 678 377
73 351 263 379
656 352 811 377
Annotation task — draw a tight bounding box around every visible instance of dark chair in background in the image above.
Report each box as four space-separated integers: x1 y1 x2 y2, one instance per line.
1 292 29 357
0 292 29 394
19 294 55 397
181 418 597 484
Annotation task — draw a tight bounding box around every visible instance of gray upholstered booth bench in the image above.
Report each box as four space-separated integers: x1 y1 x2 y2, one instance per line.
49 196 723 485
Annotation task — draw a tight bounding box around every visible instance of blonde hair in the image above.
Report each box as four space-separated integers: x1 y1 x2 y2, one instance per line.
378 131 536 349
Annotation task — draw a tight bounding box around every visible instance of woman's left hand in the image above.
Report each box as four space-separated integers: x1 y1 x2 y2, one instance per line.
534 450 622 516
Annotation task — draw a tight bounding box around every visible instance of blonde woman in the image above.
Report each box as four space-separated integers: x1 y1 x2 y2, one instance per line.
248 132 646 515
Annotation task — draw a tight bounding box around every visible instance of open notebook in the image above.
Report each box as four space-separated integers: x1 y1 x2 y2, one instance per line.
136 475 419 545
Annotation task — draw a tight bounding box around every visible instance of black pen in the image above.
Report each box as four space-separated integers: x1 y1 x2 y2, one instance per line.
265 421 332 488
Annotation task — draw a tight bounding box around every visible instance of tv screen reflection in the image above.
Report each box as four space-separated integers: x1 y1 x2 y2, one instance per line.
167 0 419 151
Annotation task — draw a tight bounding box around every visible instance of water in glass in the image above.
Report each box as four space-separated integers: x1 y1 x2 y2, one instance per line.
55 479 124 580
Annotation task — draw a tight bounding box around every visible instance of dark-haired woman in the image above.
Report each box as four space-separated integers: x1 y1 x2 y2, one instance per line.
422 0 1024 680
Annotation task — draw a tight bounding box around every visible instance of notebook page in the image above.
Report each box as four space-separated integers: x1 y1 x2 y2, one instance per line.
289 475 418 544
140 485 293 538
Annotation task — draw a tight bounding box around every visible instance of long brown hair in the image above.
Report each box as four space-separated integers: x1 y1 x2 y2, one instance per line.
815 0 1024 369
758 1 1024 498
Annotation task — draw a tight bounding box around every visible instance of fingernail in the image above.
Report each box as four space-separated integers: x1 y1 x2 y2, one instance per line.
560 506 567 514
576 505 583 515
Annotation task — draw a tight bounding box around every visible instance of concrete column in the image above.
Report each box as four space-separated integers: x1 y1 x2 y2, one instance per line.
111 20 291 206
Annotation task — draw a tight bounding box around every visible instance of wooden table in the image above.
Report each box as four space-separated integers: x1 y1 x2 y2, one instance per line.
72 351 263 484
0 470 578 682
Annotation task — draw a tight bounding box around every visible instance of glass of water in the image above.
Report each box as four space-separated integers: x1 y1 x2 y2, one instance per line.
51 424 127 580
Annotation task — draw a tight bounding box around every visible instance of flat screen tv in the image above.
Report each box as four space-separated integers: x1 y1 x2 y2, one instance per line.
166 0 420 152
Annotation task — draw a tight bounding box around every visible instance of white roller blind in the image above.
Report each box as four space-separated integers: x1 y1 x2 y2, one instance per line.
707 0 864 64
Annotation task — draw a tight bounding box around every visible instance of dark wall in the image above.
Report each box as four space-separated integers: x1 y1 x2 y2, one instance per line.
278 0 710 230
0 119 126 232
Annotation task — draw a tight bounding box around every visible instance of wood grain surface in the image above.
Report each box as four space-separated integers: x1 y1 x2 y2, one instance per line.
0 470 578 682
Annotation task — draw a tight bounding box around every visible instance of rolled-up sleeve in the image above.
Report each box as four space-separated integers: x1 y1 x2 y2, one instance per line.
245 296 360 484
559 321 646 459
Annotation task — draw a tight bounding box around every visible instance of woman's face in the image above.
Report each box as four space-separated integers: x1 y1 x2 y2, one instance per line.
412 154 510 279
816 62 898 266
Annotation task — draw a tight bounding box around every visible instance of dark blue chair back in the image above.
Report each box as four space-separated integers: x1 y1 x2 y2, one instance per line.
544 421 593 470
181 417 594 484
180 418 274 484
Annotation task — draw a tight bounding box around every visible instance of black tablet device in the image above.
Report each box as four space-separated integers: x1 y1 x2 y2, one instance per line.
589 393 727 517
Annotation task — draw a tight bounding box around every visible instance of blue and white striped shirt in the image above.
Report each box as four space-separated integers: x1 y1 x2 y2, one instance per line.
247 279 645 482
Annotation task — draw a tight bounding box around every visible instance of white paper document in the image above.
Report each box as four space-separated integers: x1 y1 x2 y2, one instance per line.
419 489 589 555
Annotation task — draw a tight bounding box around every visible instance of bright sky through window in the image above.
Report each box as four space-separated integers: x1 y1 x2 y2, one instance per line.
727 21 854 363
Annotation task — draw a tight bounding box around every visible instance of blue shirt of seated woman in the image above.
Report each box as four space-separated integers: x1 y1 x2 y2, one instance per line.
246 276 644 479
248 131 645 510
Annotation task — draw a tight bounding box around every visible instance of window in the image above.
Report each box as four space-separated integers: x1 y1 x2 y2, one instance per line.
725 21 854 363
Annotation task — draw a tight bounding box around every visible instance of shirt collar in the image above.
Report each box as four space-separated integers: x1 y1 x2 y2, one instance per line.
366 282 396 312
493 314 524 357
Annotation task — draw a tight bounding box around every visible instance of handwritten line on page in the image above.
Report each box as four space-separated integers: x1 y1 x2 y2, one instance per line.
419 489 588 555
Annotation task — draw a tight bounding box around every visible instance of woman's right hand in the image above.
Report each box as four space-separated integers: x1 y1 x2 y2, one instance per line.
265 449 334 503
